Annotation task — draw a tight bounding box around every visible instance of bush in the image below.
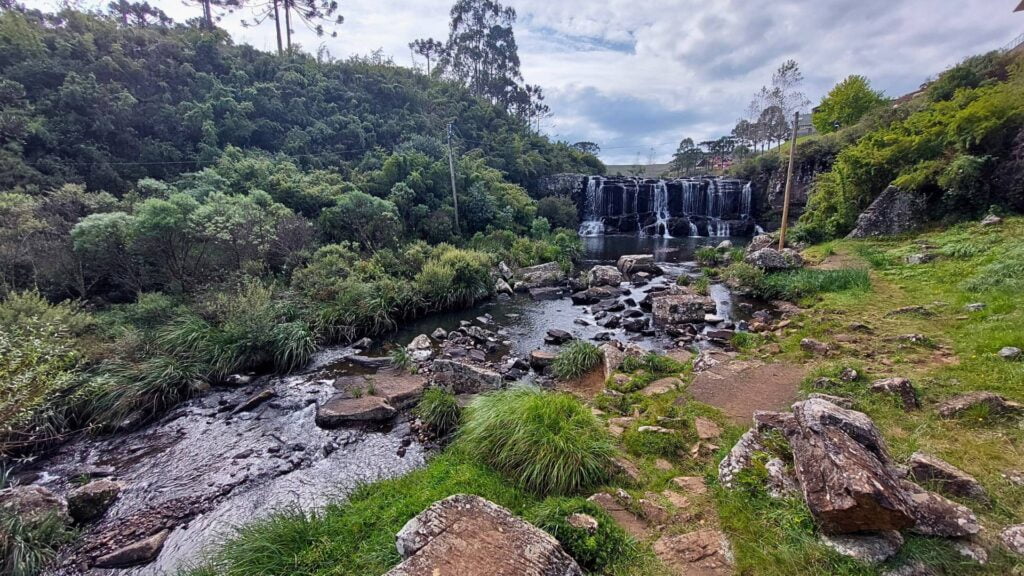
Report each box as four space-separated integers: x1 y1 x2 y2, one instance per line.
552 341 603 380
536 196 579 231
695 246 719 266
751 269 870 300
460 387 614 495
413 387 461 435
415 247 493 311
527 498 636 572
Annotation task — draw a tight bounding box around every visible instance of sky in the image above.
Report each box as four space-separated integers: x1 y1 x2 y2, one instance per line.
28 0 1024 163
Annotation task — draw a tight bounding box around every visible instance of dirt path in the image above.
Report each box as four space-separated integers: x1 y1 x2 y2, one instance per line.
687 352 806 425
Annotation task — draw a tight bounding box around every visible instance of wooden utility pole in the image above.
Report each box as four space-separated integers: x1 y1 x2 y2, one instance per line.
447 123 461 236
778 111 799 250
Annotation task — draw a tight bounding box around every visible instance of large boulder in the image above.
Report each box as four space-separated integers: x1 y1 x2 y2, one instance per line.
68 479 122 523
386 494 583 576
744 247 803 271
745 234 776 254
788 399 914 534
316 395 397 428
616 254 662 277
847 186 928 238
588 265 624 287
651 293 710 325
906 489 980 538
431 359 503 393
570 285 620 305
515 262 566 291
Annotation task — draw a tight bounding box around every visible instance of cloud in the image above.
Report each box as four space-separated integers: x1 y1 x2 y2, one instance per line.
46 0 1024 163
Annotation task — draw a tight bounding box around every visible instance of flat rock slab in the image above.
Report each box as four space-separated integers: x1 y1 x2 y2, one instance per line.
653 530 733 575
333 374 427 410
588 492 650 540
94 530 169 568
641 377 681 396
689 360 805 425
431 359 503 393
386 494 582 576
315 395 396 428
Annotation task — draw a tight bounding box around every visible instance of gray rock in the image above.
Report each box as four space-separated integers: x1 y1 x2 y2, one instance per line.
936 391 1023 419
529 286 568 300
566 513 599 533
881 560 938 576
870 378 919 410
765 458 799 499
430 327 448 340
231 387 275 414
744 247 804 271
1001 524 1024 556
588 265 624 287
908 452 987 501
807 393 854 409
315 396 397 428
905 253 934 265
718 428 766 488
800 338 830 355
515 262 566 290
0 485 69 528
952 539 988 565
94 530 169 568
651 293 709 325
545 329 574 344
431 359 503 393
529 349 557 371
67 479 122 523
495 278 514 296
999 346 1022 361
497 261 513 280
745 234 776 254
388 494 582 576
347 354 393 368
847 185 927 238
820 531 903 565
964 302 986 312
980 214 1003 226
616 254 662 277
907 489 980 537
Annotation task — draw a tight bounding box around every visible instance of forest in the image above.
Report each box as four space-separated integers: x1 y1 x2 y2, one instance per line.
0 2 598 457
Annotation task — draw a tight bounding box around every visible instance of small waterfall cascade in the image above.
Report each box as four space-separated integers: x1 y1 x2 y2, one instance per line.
652 181 672 238
574 175 757 238
578 176 605 236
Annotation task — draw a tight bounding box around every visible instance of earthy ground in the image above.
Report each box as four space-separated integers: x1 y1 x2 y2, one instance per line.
687 352 806 425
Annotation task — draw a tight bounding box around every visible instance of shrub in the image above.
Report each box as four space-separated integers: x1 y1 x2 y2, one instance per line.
695 246 719 266
723 262 765 288
460 387 614 495
552 341 603 380
415 247 492 311
413 387 461 436
0 504 77 576
527 498 636 572
751 269 870 300
536 196 579 231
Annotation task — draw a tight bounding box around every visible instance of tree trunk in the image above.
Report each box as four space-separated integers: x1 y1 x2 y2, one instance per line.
272 0 283 54
284 0 293 52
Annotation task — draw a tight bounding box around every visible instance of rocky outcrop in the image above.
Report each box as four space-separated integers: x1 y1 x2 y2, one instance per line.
587 265 623 287
936 391 1023 419
68 479 122 523
515 262 566 291
847 186 928 238
431 359 503 393
745 247 803 271
386 494 583 576
788 400 913 534
651 292 711 325
0 485 70 527
616 254 662 277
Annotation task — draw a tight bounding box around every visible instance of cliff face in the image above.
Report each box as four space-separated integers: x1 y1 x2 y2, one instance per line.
740 146 840 231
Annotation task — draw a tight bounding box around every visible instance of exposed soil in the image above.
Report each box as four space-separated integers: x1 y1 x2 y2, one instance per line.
687 352 806 425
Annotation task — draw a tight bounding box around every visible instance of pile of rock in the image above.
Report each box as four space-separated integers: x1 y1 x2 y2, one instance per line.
720 398 988 566
743 234 804 271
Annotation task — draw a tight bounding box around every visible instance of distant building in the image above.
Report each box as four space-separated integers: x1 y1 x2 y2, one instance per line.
795 112 816 137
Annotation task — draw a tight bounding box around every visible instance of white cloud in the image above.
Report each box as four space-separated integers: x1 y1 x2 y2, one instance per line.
27 0 1024 163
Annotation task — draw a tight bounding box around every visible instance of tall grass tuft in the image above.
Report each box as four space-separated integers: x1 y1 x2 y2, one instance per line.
527 497 636 572
551 340 603 379
1 470 77 576
695 246 719 266
752 268 870 300
413 387 461 436
460 387 615 495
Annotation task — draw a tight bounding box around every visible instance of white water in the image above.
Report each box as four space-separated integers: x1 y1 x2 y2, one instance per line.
688 220 700 236
578 175 605 236
708 220 731 237
755 224 766 235
740 182 752 219
652 181 673 238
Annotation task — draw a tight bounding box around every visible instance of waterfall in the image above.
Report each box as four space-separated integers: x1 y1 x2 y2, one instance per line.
653 181 672 238
578 176 605 236
740 182 752 219
755 224 766 235
708 220 731 237
688 220 699 237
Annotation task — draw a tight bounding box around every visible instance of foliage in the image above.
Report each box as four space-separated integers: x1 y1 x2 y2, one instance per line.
413 387 461 435
536 196 579 230
527 498 637 572
694 246 719 266
750 268 871 301
0 505 77 576
460 387 615 495
811 75 886 134
552 340 603 380
622 424 686 457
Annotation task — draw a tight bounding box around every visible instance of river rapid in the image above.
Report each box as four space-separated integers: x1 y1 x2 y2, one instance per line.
23 234 750 575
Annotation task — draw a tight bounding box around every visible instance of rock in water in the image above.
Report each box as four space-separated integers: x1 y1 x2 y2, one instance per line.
744 247 804 271
94 530 169 568
386 494 583 576
68 479 122 522
430 359 503 393
847 185 927 238
789 399 914 534
315 396 397 428
616 254 662 276
588 265 624 287
515 262 566 290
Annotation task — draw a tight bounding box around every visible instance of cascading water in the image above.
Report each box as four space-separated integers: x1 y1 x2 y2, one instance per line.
652 181 672 238
573 175 758 238
578 176 605 236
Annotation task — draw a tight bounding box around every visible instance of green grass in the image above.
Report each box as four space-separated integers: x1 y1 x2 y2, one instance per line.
0 470 77 576
527 497 638 573
460 387 615 495
552 340 603 380
751 268 871 300
695 246 719 266
412 387 461 435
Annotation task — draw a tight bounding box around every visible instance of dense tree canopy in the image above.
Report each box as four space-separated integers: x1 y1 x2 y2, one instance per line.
811 75 886 134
